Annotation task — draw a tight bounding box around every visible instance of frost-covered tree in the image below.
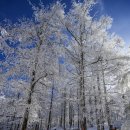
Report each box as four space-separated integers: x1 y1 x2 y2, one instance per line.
56 0 125 130
0 0 128 130
0 2 65 130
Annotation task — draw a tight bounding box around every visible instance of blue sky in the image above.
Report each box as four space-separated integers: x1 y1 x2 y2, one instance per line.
100 0 130 45
0 0 130 45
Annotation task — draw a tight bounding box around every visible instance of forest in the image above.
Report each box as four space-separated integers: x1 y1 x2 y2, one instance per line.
0 0 130 130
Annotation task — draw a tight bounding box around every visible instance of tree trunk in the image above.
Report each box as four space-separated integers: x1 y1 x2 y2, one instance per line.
101 61 111 130
69 89 75 129
63 88 66 130
69 101 72 129
79 48 87 130
21 70 36 130
21 108 29 130
96 72 105 130
60 103 63 127
47 85 54 130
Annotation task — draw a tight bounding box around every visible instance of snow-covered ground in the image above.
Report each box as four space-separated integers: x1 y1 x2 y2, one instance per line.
88 127 109 130
51 126 109 130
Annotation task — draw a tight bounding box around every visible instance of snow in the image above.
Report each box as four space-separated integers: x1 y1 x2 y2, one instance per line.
1 28 8 37
88 127 109 130
51 126 109 130
0 95 5 100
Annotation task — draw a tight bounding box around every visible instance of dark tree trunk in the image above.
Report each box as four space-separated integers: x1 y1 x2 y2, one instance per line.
21 71 36 130
69 89 73 129
60 103 63 127
47 85 54 130
79 50 87 130
101 61 111 130
63 88 66 130
21 108 29 130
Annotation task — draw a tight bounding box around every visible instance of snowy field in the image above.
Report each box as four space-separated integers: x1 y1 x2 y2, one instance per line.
51 126 110 130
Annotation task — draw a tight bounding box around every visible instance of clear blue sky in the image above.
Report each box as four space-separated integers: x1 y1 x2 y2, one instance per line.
101 0 130 45
0 0 130 44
